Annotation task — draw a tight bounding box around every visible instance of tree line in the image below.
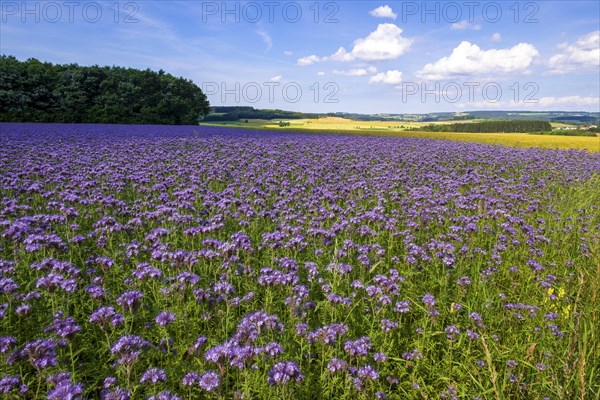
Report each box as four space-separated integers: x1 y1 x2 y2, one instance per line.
203 106 320 122
0 55 210 125
416 120 552 133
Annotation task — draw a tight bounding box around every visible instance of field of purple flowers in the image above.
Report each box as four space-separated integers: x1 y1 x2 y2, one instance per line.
1 123 599 399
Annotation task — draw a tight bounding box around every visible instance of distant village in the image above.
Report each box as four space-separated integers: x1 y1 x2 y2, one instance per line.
556 124 598 131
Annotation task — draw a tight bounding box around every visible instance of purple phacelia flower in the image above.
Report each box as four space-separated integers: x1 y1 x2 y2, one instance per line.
132 263 162 280
116 290 143 311
182 372 200 386
85 284 105 299
140 368 166 384
394 300 410 313
295 323 308 336
422 293 436 307
0 336 17 353
327 357 348 373
204 343 229 364
445 325 460 340
0 278 18 294
548 324 565 338
155 311 175 327
308 323 348 345
536 363 547 371
544 312 558 321
110 335 150 366
103 377 117 389
47 381 84 400
344 336 372 357
23 338 56 368
232 311 282 344
357 364 379 380
261 342 283 358
36 273 77 293
90 306 124 329
0 376 21 394
147 390 181 400
186 336 207 356
198 371 220 392
467 329 479 340
469 312 485 328
45 311 81 339
267 361 303 385
402 348 422 361
440 385 457 400
456 276 471 286
101 386 130 400
326 262 352 275
380 319 398 332
100 377 130 400
46 372 71 386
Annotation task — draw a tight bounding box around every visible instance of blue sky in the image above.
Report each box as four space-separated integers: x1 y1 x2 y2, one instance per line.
2 1 599 113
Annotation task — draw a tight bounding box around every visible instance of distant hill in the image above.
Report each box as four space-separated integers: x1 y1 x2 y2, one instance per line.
203 107 599 125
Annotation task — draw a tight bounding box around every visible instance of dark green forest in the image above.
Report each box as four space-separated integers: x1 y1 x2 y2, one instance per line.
0 55 210 125
416 120 552 133
203 106 320 121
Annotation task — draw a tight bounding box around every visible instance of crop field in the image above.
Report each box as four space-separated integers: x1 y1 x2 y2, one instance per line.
1 123 599 399
200 117 480 131
200 118 600 153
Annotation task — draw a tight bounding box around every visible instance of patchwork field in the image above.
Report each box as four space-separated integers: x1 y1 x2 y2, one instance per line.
200 117 600 152
0 123 599 399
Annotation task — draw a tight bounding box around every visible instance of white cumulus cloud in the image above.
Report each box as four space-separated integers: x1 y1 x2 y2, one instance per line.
451 20 481 30
369 5 397 20
332 67 377 76
457 96 600 110
297 24 412 65
270 75 282 82
297 55 321 66
547 31 600 74
369 70 403 84
537 96 600 107
491 33 502 42
349 24 413 61
417 41 539 80
329 47 354 62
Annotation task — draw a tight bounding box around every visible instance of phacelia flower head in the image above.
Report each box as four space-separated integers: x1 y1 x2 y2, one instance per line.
140 368 167 384
155 311 175 327
110 335 150 366
267 361 303 385
198 371 220 392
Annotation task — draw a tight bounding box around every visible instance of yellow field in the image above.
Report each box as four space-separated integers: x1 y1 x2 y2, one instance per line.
201 117 478 130
200 117 600 152
359 130 600 152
